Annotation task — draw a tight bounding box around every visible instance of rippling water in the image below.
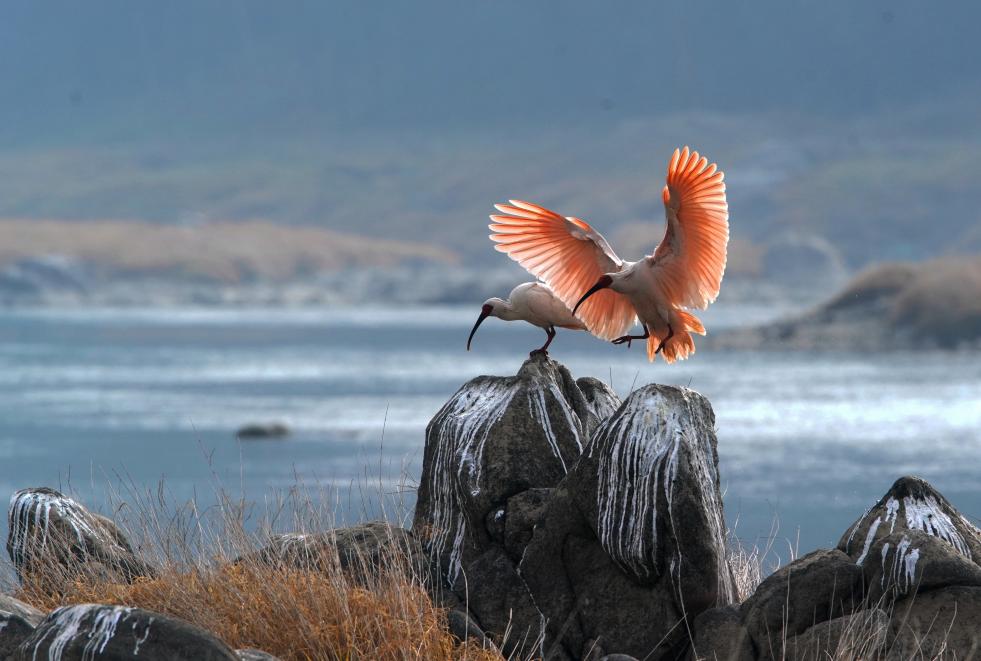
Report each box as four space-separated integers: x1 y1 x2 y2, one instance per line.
0 305 978 558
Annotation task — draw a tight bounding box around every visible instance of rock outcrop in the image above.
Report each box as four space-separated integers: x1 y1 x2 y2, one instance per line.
0 610 38 660
7 488 156 587
413 353 735 659
521 385 735 660
738 549 863 658
838 475 981 565
691 475 981 661
14 604 239 661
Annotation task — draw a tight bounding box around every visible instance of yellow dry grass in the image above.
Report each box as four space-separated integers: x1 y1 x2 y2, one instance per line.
7 479 502 661
18 563 499 661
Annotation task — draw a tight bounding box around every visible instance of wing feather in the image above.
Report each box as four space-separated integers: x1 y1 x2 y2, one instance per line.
489 199 637 340
650 147 730 310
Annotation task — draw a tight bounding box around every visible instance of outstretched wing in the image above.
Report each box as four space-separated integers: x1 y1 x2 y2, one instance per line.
650 147 729 310
489 200 637 340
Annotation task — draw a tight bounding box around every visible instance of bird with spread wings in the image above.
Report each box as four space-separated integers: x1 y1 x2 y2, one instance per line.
488 146 729 363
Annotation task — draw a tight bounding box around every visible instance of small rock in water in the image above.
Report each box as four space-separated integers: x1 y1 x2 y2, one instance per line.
235 422 290 439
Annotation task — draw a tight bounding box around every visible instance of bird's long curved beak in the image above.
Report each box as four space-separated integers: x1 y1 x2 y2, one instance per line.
573 275 613 315
467 305 493 351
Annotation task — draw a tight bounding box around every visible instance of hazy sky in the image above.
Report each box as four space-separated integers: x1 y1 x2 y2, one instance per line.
2 1 980 142
0 1 978 269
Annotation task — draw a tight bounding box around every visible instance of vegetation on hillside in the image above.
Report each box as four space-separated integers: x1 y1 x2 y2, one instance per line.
0 219 456 284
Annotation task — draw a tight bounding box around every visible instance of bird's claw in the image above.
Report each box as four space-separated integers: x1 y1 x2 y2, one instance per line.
612 336 632 347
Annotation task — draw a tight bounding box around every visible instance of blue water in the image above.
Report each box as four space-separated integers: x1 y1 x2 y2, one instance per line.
0 305 978 564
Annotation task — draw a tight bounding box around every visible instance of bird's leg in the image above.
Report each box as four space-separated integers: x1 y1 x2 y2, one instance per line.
653 324 674 355
612 325 650 348
532 326 556 356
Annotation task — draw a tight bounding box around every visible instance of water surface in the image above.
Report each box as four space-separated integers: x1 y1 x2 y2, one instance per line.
0 305 977 563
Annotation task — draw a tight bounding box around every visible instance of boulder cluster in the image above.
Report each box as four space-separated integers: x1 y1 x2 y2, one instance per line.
0 353 979 660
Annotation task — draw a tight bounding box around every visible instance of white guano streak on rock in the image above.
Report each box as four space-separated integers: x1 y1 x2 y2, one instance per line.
8 490 118 568
528 388 568 473
856 516 883 566
684 392 735 605
596 388 734 603
885 497 900 532
132 617 153 655
903 495 971 558
882 535 920 594
84 607 130 658
845 506 872 551
596 394 683 579
31 604 132 661
547 383 583 453
428 380 516 583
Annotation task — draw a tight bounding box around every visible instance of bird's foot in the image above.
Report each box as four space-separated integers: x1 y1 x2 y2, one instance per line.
612 335 633 347
529 348 549 357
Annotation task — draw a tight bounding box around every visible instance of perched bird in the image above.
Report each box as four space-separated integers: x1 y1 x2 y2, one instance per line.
489 147 728 363
467 281 586 354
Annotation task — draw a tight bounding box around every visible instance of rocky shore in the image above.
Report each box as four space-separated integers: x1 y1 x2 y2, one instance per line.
1 353 980 659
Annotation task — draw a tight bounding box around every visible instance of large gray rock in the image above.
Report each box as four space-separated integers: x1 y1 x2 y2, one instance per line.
862 529 981 603
413 357 736 660
784 608 889 661
7 487 156 586
414 354 618 584
519 385 736 660
446 608 497 651
690 605 754 661
740 549 863 658
0 611 37 660
412 353 619 656
839 476 981 566
890 585 981 658
14 604 238 660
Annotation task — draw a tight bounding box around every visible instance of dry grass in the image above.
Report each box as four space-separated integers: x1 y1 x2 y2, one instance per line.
18 564 497 661
8 482 501 661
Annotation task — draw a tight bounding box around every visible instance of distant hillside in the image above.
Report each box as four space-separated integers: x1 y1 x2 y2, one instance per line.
0 219 455 284
0 101 977 277
718 256 981 350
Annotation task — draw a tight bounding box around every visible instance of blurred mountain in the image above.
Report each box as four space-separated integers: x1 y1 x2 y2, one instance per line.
716 256 981 350
0 1 978 300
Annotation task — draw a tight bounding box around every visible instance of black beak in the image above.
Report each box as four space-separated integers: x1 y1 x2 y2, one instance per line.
467 304 493 351
573 275 613 315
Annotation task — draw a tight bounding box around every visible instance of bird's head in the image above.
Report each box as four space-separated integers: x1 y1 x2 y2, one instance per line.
572 274 614 315
467 301 499 351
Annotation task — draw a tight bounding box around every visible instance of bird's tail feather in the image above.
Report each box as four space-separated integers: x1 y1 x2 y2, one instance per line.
647 310 705 363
